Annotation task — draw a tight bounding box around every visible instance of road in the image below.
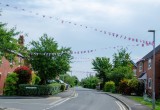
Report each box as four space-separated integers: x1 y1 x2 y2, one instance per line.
0 87 127 110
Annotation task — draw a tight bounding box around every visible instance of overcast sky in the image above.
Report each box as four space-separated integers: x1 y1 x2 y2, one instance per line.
0 0 160 80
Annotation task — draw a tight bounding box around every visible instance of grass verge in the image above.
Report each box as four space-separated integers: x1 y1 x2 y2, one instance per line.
129 96 160 110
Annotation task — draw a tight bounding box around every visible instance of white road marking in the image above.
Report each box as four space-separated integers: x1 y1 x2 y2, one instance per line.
115 101 126 110
48 98 64 105
54 98 70 106
4 102 48 105
44 92 78 110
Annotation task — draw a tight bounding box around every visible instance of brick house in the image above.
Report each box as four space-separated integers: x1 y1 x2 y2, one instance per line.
0 35 25 95
136 44 160 98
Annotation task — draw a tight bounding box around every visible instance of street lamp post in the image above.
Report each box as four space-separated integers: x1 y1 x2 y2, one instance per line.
148 30 155 110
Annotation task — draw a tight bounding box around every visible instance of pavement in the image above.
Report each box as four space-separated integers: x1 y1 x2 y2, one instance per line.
0 88 75 110
106 92 151 110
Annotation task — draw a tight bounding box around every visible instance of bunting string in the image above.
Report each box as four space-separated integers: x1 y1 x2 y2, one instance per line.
0 3 154 46
29 43 147 56
71 70 96 74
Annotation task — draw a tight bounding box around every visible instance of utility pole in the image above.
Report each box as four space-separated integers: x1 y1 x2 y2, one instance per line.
148 30 156 110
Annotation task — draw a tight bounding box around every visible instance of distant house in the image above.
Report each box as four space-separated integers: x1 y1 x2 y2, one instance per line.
136 44 160 98
130 60 137 76
0 35 25 95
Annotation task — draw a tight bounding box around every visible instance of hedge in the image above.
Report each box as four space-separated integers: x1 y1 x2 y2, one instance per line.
18 83 61 96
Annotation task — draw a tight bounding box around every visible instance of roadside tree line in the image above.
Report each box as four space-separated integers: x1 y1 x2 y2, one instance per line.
81 49 144 96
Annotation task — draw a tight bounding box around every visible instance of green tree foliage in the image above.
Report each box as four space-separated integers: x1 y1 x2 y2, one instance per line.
29 34 72 84
111 48 134 86
113 48 131 68
104 81 115 93
92 57 112 85
81 76 100 89
110 66 133 86
60 74 77 87
4 72 19 96
0 22 28 65
0 22 20 64
31 71 41 85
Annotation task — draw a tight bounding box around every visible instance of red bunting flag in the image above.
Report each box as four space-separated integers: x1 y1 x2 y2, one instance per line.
128 37 131 40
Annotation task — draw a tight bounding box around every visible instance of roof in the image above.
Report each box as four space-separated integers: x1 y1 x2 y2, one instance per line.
130 60 137 68
138 72 147 80
143 44 160 59
137 44 160 63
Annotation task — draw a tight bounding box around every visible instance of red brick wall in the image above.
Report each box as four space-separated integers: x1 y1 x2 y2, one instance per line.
0 57 24 95
136 53 160 98
155 52 160 98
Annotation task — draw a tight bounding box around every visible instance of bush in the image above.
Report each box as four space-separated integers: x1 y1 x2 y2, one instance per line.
60 84 66 92
18 83 61 96
119 79 129 94
4 72 19 96
14 66 32 84
31 72 41 85
104 81 115 93
119 78 144 96
135 81 144 96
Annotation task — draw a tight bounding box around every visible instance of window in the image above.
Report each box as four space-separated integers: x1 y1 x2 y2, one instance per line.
148 59 152 70
133 69 136 76
148 78 152 89
139 62 143 72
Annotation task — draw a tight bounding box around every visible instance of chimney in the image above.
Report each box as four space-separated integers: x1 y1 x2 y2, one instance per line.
18 35 24 46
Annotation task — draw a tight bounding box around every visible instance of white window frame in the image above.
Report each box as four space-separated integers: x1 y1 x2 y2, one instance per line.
139 62 143 72
148 59 152 70
148 78 152 89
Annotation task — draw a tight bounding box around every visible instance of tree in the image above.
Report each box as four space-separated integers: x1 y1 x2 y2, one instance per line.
92 57 112 85
81 76 99 89
60 74 77 87
113 48 131 68
0 22 22 64
110 66 133 86
111 48 134 86
29 34 72 84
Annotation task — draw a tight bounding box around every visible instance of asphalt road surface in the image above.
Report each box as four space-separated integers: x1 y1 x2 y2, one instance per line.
0 87 127 110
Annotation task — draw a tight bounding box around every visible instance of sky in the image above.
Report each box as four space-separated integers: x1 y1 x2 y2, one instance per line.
0 0 160 80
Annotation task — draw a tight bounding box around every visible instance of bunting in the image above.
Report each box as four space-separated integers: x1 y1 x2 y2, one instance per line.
0 3 154 46
29 43 147 57
71 70 96 74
